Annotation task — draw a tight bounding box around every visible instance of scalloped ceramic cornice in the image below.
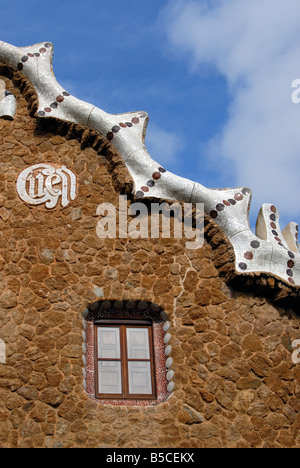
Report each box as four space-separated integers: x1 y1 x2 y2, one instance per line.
0 40 299 288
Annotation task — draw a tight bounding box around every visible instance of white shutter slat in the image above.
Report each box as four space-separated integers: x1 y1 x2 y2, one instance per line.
98 361 122 394
126 327 150 360
98 327 121 359
128 362 152 395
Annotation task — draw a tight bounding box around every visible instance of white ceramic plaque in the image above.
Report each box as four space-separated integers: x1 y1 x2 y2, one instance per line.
16 163 77 210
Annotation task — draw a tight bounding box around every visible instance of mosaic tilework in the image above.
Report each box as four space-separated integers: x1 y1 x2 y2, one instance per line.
106 113 147 142
37 91 70 117
17 42 52 71
0 40 299 288
209 188 251 220
82 301 173 406
135 166 167 198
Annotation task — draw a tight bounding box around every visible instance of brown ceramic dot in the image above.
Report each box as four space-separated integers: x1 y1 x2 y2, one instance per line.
270 205 277 213
287 260 295 269
210 210 218 219
132 117 139 124
39 48 47 54
27 53 34 57
44 108 52 113
270 223 277 230
119 123 127 128
56 95 64 103
244 252 253 260
275 237 281 242
17 63 23 71
107 132 114 141
223 200 231 207
152 172 161 180
234 193 243 201
141 186 149 193
288 278 295 285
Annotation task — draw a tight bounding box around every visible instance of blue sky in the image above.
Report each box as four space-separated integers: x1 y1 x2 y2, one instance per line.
1 0 300 231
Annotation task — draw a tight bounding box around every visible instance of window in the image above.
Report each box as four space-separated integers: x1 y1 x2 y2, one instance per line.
83 301 172 406
95 320 157 400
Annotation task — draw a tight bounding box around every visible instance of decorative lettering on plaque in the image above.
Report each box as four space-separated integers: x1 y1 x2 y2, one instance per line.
16 163 78 209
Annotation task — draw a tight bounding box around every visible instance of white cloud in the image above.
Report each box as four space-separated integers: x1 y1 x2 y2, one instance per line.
146 123 185 168
161 0 300 225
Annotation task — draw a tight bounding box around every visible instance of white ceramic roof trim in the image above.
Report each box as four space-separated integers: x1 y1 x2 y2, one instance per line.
0 41 299 287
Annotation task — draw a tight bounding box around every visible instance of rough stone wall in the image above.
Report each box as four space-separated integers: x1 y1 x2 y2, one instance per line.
0 74 299 448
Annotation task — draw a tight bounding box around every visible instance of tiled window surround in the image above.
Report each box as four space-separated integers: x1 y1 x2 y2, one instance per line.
83 302 174 406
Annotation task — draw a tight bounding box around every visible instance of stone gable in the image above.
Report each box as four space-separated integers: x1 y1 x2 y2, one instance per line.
0 61 299 449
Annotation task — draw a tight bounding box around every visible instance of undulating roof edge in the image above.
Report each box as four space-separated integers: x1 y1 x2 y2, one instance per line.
0 40 299 299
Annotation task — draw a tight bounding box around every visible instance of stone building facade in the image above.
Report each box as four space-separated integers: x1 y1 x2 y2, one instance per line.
0 41 300 448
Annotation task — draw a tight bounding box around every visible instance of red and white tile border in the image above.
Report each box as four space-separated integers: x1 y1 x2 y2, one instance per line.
82 301 174 406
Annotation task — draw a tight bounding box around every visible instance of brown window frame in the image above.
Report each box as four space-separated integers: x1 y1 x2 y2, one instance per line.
94 320 157 401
